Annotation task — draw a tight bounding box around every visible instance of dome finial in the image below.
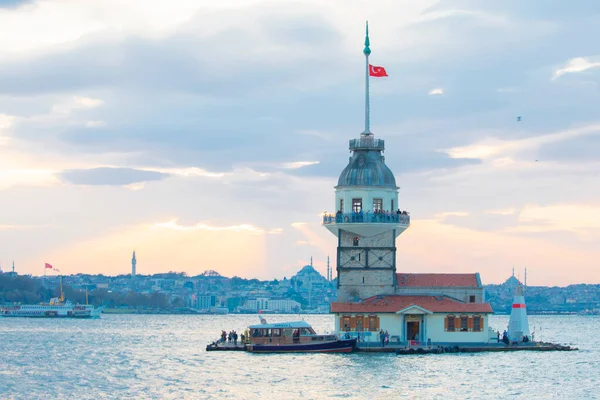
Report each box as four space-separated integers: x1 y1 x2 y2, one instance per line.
363 21 371 56
363 21 372 135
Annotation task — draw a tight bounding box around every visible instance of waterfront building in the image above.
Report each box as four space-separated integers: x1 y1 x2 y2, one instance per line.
195 294 217 310
244 298 301 313
324 24 493 344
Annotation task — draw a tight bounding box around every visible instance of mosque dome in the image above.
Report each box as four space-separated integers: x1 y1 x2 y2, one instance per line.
337 149 397 188
298 265 318 275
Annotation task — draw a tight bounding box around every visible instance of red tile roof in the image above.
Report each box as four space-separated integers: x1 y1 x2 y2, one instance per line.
396 273 480 288
330 295 493 314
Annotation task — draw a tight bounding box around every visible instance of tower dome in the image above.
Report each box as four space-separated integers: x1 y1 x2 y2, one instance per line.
337 138 397 188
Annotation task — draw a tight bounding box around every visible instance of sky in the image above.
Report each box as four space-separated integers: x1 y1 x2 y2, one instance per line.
1 0 600 285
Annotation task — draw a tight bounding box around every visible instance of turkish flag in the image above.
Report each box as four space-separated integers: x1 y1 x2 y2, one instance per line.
45 263 53 269
369 64 388 77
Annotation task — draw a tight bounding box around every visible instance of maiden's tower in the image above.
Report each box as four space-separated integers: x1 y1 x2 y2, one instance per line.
323 24 493 344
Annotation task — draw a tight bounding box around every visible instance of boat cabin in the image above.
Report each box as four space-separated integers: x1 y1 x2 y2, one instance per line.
247 321 336 345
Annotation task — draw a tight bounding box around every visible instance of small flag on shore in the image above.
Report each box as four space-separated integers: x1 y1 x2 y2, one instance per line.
45 263 53 269
369 64 388 77
54 268 60 273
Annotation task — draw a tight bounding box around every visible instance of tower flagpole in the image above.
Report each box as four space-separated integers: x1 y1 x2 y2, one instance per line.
363 21 371 135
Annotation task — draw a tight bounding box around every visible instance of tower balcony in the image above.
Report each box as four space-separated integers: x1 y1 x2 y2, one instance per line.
322 211 410 238
349 138 385 151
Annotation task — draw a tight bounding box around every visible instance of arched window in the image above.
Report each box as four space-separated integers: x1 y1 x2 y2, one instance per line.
446 315 456 332
356 315 364 331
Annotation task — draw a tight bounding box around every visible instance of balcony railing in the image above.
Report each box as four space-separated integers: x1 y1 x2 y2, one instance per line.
349 138 385 151
322 211 410 225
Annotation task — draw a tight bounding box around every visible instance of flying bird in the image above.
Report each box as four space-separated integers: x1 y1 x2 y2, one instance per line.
517 116 522 122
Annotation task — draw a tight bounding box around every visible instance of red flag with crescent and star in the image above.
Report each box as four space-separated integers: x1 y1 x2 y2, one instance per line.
45 263 53 269
369 64 388 77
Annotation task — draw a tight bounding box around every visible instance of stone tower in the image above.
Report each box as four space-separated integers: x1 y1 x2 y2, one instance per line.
132 250 137 278
322 23 410 302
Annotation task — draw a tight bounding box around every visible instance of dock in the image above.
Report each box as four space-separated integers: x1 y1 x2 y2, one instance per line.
392 342 578 355
206 341 577 353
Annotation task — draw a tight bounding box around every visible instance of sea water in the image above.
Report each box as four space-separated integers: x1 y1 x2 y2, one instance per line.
0 314 598 399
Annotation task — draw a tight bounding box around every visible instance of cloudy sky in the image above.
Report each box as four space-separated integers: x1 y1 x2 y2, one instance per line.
1 0 599 285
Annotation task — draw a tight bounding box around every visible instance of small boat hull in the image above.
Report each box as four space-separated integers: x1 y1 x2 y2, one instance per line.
246 338 357 353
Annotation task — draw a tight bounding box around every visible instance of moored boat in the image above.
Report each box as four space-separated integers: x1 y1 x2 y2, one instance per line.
244 320 356 353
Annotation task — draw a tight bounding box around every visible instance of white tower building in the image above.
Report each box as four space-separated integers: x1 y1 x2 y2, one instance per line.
508 282 530 342
132 250 137 278
322 23 410 302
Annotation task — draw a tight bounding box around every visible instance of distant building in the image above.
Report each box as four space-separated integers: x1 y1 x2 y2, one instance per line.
244 298 301 313
131 251 137 278
8 261 17 277
195 294 217 310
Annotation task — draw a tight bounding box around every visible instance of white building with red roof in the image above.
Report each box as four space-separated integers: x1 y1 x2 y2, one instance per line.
321 25 494 345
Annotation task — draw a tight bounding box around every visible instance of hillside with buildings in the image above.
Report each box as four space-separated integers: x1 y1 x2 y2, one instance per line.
0 260 336 314
2 263 598 314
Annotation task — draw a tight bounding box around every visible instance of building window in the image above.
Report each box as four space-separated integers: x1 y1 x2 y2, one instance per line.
473 316 481 332
343 316 351 331
339 199 344 212
373 198 383 212
352 198 362 213
461 316 469 331
447 315 455 332
391 199 394 211
469 295 476 303
353 237 359 246
369 315 378 332
362 277 365 283
356 316 363 331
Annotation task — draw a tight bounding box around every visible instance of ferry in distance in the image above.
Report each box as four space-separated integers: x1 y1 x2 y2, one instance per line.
0 278 102 318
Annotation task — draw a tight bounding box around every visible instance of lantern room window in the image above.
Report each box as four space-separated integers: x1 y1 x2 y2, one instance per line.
352 198 362 213
373 198 383 212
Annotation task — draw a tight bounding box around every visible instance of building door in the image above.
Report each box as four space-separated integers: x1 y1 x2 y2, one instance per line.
406 321 420 342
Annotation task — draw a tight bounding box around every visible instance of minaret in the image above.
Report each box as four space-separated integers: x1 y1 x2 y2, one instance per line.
327 256 331 281
322 23 410 302
508 282 530 342
131 250 137 278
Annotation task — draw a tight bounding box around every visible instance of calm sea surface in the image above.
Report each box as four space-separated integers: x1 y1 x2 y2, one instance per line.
1 314 599 399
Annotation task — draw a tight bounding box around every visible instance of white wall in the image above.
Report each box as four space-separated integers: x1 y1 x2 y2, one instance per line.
333 312 491 344
425 314 490 343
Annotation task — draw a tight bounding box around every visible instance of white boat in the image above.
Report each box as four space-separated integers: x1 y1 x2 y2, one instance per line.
0 277 102 318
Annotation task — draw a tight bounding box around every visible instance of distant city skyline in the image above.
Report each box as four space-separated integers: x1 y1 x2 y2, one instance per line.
2 1 600 285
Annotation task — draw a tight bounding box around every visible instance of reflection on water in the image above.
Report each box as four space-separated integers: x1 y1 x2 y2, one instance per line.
0 314 598 399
